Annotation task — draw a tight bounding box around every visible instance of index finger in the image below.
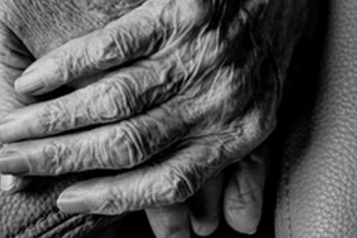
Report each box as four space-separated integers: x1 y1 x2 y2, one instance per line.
15 2 163 95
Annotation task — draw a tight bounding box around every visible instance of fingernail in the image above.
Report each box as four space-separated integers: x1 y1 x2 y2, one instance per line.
247 228 257 235
15 72 45 94
1 175 19 191
194 225 214 237
57 191 92 214
166 229 190 238
0 155 29 175
193 220 219 237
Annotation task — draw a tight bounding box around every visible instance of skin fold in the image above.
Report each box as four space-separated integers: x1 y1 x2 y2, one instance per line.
0 0 314 237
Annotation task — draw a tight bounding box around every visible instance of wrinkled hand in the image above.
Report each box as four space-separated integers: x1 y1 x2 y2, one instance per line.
0 0 308 236
1 0 276 209
145 145 268 237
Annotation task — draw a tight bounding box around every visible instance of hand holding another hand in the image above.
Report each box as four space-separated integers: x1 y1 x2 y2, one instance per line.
0 0 310 236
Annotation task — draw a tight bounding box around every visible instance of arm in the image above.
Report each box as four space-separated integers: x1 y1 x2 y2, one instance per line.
276 0 357 237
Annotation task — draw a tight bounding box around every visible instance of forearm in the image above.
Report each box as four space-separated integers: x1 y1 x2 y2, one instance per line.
276 0 357 237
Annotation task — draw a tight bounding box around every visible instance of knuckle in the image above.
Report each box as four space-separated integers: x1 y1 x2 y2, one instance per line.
163 168 194 204
244 109 276 141
41 46 72 84
93 77 136 122
179 0 207 23
37 102 67 135
178 0 205 24
91 81 122 122
102 121 144 169
157 0 206 30
95 186 125 214
86 29 124 67
221 113 275 162
37 142 71 175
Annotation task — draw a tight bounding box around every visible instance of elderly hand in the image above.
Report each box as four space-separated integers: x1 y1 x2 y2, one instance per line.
0 0 309 236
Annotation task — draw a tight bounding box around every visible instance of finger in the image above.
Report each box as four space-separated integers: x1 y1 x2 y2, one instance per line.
146 204 191 238
0 175 29 192
223 145 268 235
14 2 164 95
188 174 223 237
0 102 190 176
55 136 237 215
0 57 183 143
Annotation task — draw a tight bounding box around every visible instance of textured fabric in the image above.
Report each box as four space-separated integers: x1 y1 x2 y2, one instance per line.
0 173 121 238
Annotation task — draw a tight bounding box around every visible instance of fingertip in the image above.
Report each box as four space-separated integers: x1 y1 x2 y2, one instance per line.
57 177 125 215
15 57 60 95
0 175 29 193
57 181 99 214
15 69 45 95
224 200 261 235
223 166 264 235
14 78 21 93
191 217 219 237
57 190 92 214
1 175 18 191
223 179 263 235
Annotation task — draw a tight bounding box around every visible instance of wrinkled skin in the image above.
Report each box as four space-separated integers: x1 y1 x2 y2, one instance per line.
0 0 313 237
0 1 137 237
0 0 271 237
0 0 305 211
